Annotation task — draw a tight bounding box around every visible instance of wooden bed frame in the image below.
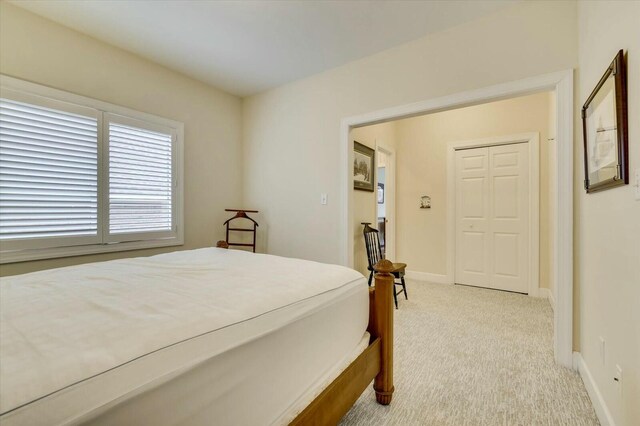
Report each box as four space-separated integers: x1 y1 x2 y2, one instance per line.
216 241 394 425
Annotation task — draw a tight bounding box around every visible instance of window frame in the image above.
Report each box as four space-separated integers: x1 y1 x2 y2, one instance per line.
0 75 184 264
0 88 103 251
103 113 178 244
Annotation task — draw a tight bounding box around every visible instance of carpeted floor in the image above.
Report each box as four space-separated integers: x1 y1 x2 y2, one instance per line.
341 281 599 426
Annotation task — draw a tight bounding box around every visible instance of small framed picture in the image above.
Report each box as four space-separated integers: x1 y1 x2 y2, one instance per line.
581 49 628 193
353 141 375 191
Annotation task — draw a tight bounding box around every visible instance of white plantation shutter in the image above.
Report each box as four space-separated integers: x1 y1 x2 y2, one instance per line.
106 114 175 241
0 95 100 250
0 77 183 263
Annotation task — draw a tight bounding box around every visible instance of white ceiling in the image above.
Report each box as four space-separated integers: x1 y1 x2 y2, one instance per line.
12 1 515 97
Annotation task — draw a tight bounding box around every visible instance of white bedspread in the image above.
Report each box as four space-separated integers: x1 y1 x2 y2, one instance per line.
0 248 366 421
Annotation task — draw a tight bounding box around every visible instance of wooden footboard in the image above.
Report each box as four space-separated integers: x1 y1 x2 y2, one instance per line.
290 259 395 425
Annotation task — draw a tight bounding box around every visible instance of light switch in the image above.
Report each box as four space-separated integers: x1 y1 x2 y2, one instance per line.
634 168 640 201
321 193 328 205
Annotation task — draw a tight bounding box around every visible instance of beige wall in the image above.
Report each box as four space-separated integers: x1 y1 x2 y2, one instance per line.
350 122 397 276
576 2 640 425
242 1 577 266
0 2 243 276
392 92 553 289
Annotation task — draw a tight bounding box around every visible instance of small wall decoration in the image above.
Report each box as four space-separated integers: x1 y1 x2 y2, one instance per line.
420 195 431 209
353 141 375 191
582 49 628 193
377 183 385 204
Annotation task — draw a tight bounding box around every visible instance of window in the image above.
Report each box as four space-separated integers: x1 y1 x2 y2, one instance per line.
107 115 175 239
0 96 100 250
0 77 183 263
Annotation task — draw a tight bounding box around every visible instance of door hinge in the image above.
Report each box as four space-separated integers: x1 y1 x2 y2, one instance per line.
584 179 590 190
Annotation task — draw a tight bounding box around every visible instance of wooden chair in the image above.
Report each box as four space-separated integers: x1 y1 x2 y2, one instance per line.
362 222 408 309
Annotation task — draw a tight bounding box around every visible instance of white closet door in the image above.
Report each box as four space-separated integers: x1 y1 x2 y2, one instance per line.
488 143 529 292
455 147 490 287
455 143 529 293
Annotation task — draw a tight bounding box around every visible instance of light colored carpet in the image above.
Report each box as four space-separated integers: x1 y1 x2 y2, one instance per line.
341 281 599 426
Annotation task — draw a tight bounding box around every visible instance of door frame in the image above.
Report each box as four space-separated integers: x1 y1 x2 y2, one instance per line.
447 133 540 297
339 69 573 368
375 143 396 261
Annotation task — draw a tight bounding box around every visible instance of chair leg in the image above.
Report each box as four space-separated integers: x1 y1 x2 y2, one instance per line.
368 271 373 287
393 283 398 309
401 276 408 300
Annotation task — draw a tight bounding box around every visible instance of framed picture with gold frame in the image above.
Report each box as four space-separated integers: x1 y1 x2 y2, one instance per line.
581 49 629 193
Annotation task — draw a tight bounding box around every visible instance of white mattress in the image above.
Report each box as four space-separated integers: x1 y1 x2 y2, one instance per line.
0 248 369 425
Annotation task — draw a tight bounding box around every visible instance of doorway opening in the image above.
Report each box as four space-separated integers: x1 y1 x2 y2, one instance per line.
350 125 396 276
342 70 573 368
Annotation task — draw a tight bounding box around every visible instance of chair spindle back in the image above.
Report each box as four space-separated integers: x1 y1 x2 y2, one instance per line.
362 222 383 270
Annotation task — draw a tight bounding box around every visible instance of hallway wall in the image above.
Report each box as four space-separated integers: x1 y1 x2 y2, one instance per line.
394 92 554 291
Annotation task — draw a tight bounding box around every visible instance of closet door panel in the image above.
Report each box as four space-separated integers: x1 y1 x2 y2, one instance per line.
455 147 490 287
488 143 529 293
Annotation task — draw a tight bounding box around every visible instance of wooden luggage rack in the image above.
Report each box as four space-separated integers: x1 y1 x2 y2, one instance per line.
222 209 259 252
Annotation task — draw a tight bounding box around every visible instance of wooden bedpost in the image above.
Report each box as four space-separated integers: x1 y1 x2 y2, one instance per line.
288 260 396 425
373 259 394 405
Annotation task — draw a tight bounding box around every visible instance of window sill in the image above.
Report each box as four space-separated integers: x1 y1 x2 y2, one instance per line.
0 237 184 264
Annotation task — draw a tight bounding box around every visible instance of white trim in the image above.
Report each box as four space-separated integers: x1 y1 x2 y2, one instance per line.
375 142 396 261
0 75 183 129
445 132 540 297
340 119 353 268
102 113 180 244
0 75 185 264
554 71 574 368
0 238 183 264
405 270 449 284
1 87 101 119
547 117 558 315
0 89 103 252
340 69 574 368
538 288 555 311
573 352 616 426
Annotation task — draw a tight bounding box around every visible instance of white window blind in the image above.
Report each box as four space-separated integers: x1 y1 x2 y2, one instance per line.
0 77 183 263
107 116 175 240
0 97 99 250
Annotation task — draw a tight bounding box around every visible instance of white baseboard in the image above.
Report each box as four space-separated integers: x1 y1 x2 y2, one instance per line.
538 288 555 311
405 270 449 284
573 352 616 426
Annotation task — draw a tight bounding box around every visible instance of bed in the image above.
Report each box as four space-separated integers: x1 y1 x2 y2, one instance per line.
0 245 394 425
